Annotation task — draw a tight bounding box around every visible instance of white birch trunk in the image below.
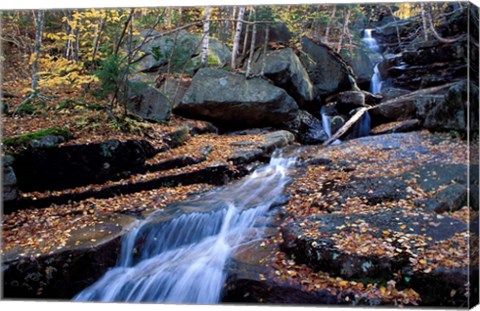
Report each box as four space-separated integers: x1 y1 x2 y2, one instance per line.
245 9 257 78
200 6 211 68
231 6 245 69
31 10 44 92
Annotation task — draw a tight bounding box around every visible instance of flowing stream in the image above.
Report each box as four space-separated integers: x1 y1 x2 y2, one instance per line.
73 151 297 304
371 64 383 94
363 29 384 94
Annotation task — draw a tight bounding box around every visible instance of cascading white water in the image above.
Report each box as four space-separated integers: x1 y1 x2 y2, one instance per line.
363 29 384 94
363 29 379 52
320 108 332 139
371 64 383 94
73 151 297 304
320 106 342 145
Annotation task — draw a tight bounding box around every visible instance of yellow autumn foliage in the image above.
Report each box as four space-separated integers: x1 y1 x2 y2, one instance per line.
37 56 98 91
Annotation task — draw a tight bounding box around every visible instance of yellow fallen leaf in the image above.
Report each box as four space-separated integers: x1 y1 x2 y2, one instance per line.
338 280 348 287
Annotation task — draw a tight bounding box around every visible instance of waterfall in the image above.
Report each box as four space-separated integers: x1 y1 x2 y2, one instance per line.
320 106 341 145
371 64 383 94
363 29 379 52
320 107 332 139
349 110 371 139
73 151 297 304
363 29 383 94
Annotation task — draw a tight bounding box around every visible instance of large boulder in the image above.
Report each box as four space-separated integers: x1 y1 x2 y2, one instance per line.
344 47 382 88
157 76 192 109
424 81 478 132
174 68 299 129
370 83 455 124
241 22 292 52
286 110 329 145
127 86 172 122
252 48 315 109
335 91 367 115
136 30 231 74
300 37 357 98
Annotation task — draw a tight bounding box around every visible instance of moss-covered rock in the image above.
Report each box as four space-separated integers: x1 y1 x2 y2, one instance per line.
3 128 72 153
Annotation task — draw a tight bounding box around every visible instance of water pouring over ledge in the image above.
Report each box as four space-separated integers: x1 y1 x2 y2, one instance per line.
363 29 384 94
73 151 297 304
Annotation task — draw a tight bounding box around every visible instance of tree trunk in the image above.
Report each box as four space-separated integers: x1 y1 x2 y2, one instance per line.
426 4 463 43
336 7 351 53
241 22 250 57
231 6 245 69
245 8 257 78
387 5 402 46
200 6 211 68
324 5 336 43
323 107 367 146
260 23 270 76
31 10 44 92
176 7 183 27
91 13 107 68
221 7 231 42
114 9 135 56
63 10 74 60
420 3 429 41
73 25 80 61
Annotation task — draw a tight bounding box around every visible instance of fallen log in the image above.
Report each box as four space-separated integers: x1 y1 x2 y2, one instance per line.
323 107 368 146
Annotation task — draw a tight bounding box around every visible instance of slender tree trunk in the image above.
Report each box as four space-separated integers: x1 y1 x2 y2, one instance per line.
387 5 402 46
325 5 336 43
109 8 135 112
166 31 180 75
420 3 429 41
63 10 74 60
245 8 257 78
222 7 231 42
260 23 270 76
114 8 135 56
242 12 253 56
31 10 44 92
177 7 183 27
426 4 462 43
242 22 250 57
91 13 107 68
231 6 245 69
73 26 80 61
200 6 211 68
337 7 350 53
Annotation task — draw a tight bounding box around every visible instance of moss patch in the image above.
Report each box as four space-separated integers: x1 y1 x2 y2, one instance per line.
3 127 72 152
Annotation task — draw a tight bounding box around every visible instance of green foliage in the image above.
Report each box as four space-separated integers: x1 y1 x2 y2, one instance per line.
57 99 105 111
208 54 220 65
12 98 49 116
107 115 154 134
95 55 126 99
151 46 163 61
3 127 72 150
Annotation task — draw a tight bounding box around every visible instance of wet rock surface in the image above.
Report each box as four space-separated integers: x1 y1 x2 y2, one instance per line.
282 209 466 277
3 214 137 299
